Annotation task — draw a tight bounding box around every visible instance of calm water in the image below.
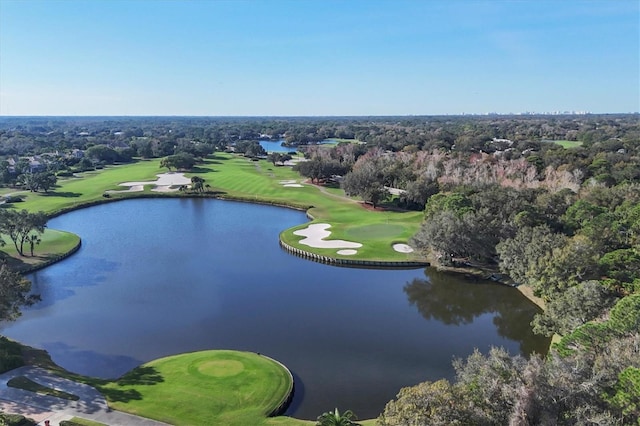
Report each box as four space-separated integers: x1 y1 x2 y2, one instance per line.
0 199 549 419
259 140 296 153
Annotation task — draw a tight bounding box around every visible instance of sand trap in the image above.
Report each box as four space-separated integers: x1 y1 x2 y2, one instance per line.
152 185 185 193
109 172 192 193
393 243 414 253
284 184 304 187
337 249 358 255
107 185 144 193
294 223 363 249
279 180 297 184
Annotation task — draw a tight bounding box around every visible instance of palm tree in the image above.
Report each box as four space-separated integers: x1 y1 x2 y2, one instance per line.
190 176 205 192
27 233 41 257
316 408 360 426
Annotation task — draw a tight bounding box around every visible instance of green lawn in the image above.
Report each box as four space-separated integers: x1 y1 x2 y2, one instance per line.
96 350 300 426
2 152 425 266
2 160 163 215
1 228 80 272
202 154 424 262
551 140 583 148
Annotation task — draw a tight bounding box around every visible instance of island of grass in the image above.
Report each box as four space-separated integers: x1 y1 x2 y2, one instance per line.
94 350 296 426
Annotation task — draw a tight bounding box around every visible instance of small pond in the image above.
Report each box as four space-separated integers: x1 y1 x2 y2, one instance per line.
259 140 297 153
0 198 549 419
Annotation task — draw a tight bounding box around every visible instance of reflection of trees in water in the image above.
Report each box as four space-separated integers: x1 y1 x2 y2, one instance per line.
404 269 550 355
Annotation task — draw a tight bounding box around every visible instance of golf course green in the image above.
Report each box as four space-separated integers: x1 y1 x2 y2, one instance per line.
98 350 298 426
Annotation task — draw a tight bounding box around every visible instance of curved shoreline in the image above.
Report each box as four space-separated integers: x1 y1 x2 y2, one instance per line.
26 190 422 273
257 352 296 417
18 237 82 275
280 239 429 269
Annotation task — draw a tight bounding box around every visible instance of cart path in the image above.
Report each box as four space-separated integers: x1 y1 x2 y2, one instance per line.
0 365 169 426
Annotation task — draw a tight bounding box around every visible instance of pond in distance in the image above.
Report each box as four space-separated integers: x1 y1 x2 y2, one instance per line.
0 198 549 419
259 140 296 153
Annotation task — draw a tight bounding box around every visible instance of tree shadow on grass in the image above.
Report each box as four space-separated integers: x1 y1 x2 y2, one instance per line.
99 387 144 403
117 366 164 386
41 191 82 198
188 166 215 173
208 154 229 162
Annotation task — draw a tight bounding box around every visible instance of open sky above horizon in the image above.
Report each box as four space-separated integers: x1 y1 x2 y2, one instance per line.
0 0 638 116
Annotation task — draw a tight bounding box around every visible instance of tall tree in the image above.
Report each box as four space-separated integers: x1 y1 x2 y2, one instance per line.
0 210 47 256
190 176 205 192
0 262 40 321
342 161 388 208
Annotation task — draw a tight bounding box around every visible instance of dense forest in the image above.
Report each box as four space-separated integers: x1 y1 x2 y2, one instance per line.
1 114 639 424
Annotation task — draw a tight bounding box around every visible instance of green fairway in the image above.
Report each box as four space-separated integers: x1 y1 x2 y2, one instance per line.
551 140 583 148
346 223 406 239
99 350 297 426
2 160 163 215
2 152 425 264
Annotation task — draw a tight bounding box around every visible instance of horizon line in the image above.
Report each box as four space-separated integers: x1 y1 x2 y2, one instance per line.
1 112 639 119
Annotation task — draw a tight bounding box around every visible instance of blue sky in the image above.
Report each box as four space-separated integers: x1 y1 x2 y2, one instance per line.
1 0 638 116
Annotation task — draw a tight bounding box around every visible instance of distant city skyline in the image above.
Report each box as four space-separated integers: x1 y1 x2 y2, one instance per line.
1 0 638 116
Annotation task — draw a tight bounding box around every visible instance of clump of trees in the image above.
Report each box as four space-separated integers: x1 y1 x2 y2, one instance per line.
18 171 57 192
160 152 197 171
266 152 292 166
380 302 640 425
234 140 266 157
0 210 47 257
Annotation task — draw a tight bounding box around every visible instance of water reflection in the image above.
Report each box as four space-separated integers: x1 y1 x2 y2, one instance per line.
0 198 549 419
404 269 549 355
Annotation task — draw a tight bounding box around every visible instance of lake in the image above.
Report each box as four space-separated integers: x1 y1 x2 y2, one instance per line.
0 198 549 419
259 140 296 153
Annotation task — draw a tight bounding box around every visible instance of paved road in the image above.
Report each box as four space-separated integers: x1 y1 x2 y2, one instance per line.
0 366 169 426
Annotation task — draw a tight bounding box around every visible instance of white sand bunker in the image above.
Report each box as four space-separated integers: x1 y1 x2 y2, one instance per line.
337 249 358 255
294 223 363 249
107 184 144 194
393 243 414 253
280 179 304 188
109 173 192 193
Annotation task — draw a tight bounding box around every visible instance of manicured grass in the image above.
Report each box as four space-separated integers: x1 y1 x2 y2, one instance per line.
2 160 163 215
550 140 583 148
1 229 81 272
3 152 425 265
98 350 295 426
201 154 423 262
7 376 79 400
346 223 406 239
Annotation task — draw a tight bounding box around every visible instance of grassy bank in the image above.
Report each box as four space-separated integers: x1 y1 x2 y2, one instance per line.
99 350 298 426
2 153 424 265
0 229 81 273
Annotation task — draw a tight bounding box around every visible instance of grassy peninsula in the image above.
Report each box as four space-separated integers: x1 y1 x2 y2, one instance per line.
2 153 424 267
